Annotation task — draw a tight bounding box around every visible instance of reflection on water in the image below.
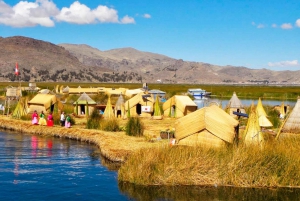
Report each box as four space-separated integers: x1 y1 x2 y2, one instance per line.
119 182 300 201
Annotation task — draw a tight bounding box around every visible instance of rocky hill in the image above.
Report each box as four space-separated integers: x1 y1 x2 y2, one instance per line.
0 36 299 84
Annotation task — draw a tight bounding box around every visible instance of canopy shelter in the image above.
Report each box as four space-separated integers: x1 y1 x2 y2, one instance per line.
73 93 96 115
124 92 154 117
256 98 273 128
226 92 245 117
244 103 264 145
163 95 197 118
281 98 300 134
28 94 57 113
114 94 125 118
175 105 239 148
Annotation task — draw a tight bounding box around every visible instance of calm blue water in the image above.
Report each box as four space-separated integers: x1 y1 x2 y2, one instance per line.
1 130 300 201
0 131 131 201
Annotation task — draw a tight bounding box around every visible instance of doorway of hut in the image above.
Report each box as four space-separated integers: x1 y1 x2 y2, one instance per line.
80 105 86 115
116 110 122 118
136 103 142 115
50 104 55 113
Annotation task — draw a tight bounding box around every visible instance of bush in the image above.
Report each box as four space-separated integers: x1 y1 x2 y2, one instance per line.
125 117 144 137
102 118 120 132
86 109 102 129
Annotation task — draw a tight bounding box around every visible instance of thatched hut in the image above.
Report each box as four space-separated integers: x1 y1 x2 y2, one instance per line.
175 105 239 148
124 92 154 117
103 96 114 119
256 98 273 128
73 93 96 115
226 92 245 117
114 94 125 118
28 94 57 113
163 95 197 118
281 98 300 133
244 103 264 145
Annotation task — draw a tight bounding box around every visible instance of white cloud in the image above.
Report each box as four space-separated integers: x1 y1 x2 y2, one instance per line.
296 19 300 27
143 13 151 18
281 23 293 29
257 24 264 29
271 23 277 28
120 15 135 24
0 0 135 27
0 0 58 27
268 60 299 67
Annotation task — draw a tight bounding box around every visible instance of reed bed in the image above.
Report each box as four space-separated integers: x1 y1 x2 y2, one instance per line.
118 137 300 187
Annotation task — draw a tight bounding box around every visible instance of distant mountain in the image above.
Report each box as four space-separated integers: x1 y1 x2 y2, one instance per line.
0 36 299 84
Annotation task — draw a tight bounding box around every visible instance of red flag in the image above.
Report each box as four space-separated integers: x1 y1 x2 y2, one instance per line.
15 62 19 76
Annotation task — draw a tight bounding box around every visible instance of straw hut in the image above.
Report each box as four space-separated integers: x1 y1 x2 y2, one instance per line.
227 92 245 117
73 93 96 115
125 89 144 98
124 92 154 117
244 103 264 145
175 105 239 148
114 94 125 118
103 96 114 119
163 95 197 118
256 98 273 128
28 94 57 113
105 88 127 96
281 98 300 133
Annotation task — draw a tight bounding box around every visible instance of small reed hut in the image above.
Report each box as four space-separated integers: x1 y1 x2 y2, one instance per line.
114 94 125 118
244 103 264 145
175 105 239 148
124 92 154 117
28 94 57 113
226 92 245 117
163 95 197 118
73 93 96 115
103 96 114 119
256 98 273 128
281 97 300 133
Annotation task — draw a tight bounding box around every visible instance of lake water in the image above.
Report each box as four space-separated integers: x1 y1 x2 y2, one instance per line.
1 130 300 201
194 97 297 109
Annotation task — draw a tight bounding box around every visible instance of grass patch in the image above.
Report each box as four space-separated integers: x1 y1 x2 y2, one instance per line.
125 117 144 137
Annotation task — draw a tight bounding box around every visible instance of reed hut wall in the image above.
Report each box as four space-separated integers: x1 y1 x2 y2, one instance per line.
28 94 57 113
282 98 300 133
175 105 239 146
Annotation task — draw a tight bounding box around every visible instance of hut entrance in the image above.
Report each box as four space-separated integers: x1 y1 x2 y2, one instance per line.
136 103 142 115
80 105 86 115
171 105 176 117
50 104 54 113
116 110 122 118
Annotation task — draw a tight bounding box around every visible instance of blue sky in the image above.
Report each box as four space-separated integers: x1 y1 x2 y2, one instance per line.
0 0 300 71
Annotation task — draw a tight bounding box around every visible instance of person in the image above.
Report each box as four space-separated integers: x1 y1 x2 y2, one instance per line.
65 114 71 128
60 112 65 127
47 112 54 127
38 111 47 126
32 110 38 125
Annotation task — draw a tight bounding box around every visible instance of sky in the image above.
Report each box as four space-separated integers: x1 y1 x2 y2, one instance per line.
0 0 300 71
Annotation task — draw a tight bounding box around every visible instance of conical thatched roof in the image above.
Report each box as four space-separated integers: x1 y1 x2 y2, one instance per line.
256 98 273 127
282 98 300 133
12 98 28 119
74 93 96 105
175 105 239 145
115 94 125 111
103 96 114 118
227 92 243 108
244 103 264 145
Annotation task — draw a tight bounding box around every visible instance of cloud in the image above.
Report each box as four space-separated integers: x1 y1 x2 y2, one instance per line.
0 0 58 27
296 19 300 27
0 0 135 27
271 23 277 28
281 23 293 29
268 60 299 67
143 13 151 18
257 24 264 29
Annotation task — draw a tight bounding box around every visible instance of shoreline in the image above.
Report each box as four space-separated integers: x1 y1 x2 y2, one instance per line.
0 116 155 163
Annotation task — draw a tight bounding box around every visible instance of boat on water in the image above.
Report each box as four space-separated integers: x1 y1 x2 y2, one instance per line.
187 88 211 99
